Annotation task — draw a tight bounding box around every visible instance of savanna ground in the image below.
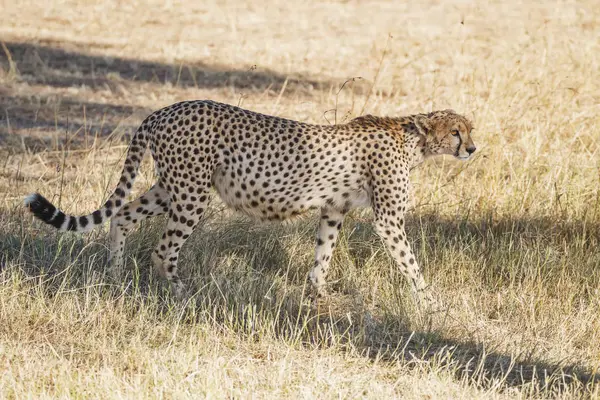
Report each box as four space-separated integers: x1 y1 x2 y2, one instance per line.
1 0 599 398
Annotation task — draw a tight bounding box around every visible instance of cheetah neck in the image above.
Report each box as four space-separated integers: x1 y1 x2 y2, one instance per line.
403 129 427 169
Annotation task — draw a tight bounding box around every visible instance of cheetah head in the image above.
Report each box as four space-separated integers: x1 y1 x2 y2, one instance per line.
416 110 476 160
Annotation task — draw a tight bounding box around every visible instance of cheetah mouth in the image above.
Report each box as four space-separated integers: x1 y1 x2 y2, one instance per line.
454 150 471 160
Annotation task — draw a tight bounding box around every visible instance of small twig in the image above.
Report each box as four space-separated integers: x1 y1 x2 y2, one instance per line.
58 114 69 209
271 77 289 114
360 34 392 115
237 93 247 107
0 42 18 78
83 105 88 149
237 65 258 107
323 77 363 125
187 66 198 88
176 62 184 87
334 77 362 124
322 109 336 125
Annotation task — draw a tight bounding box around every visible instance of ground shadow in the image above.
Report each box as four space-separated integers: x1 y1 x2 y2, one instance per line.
345 210 600 287
0 91 150 152
1 40 335 93
342 211 600 393
114 214 301 297
408 211 600 248
0 209 297 298
0 40 353 151
3 208 599 395
362 328 599 395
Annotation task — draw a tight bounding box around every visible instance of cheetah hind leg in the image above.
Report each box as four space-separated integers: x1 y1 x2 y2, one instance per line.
108 182 171 279
308 208 345 303
151 187 210 299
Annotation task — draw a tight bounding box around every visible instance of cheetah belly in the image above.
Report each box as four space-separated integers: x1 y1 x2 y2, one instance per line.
211 165 370 221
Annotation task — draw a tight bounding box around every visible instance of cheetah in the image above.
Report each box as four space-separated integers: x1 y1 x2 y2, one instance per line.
25 100 476 307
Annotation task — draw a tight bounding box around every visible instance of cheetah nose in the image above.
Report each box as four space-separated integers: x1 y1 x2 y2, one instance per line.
466 146 476 155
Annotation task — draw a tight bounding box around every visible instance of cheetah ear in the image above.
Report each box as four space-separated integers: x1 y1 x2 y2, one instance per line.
414 115 433 136
411 115 433 149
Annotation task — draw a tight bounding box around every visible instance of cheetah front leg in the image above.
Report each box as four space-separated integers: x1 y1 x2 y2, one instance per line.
308 208 344 299
373 215 435 311
369 163 437 314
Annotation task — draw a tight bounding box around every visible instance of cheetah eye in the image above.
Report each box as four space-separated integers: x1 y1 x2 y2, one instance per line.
451 130 460 136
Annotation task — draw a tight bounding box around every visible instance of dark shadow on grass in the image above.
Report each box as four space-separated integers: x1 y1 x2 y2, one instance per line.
116 215 301 297
345 210 600 291
0 91 150 152
3 208 599 395
1 40 334 93
360 329 600 395
340 212 600 394
0 40 353 152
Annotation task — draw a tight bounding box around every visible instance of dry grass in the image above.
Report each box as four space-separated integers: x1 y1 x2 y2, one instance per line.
1 0 600 398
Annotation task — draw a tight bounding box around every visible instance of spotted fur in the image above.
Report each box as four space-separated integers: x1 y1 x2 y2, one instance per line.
25 100 476 303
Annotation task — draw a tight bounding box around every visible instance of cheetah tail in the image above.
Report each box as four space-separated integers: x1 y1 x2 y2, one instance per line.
24 120 152 233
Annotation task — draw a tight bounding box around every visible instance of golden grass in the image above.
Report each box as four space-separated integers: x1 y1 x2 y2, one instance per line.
1 0 600 398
